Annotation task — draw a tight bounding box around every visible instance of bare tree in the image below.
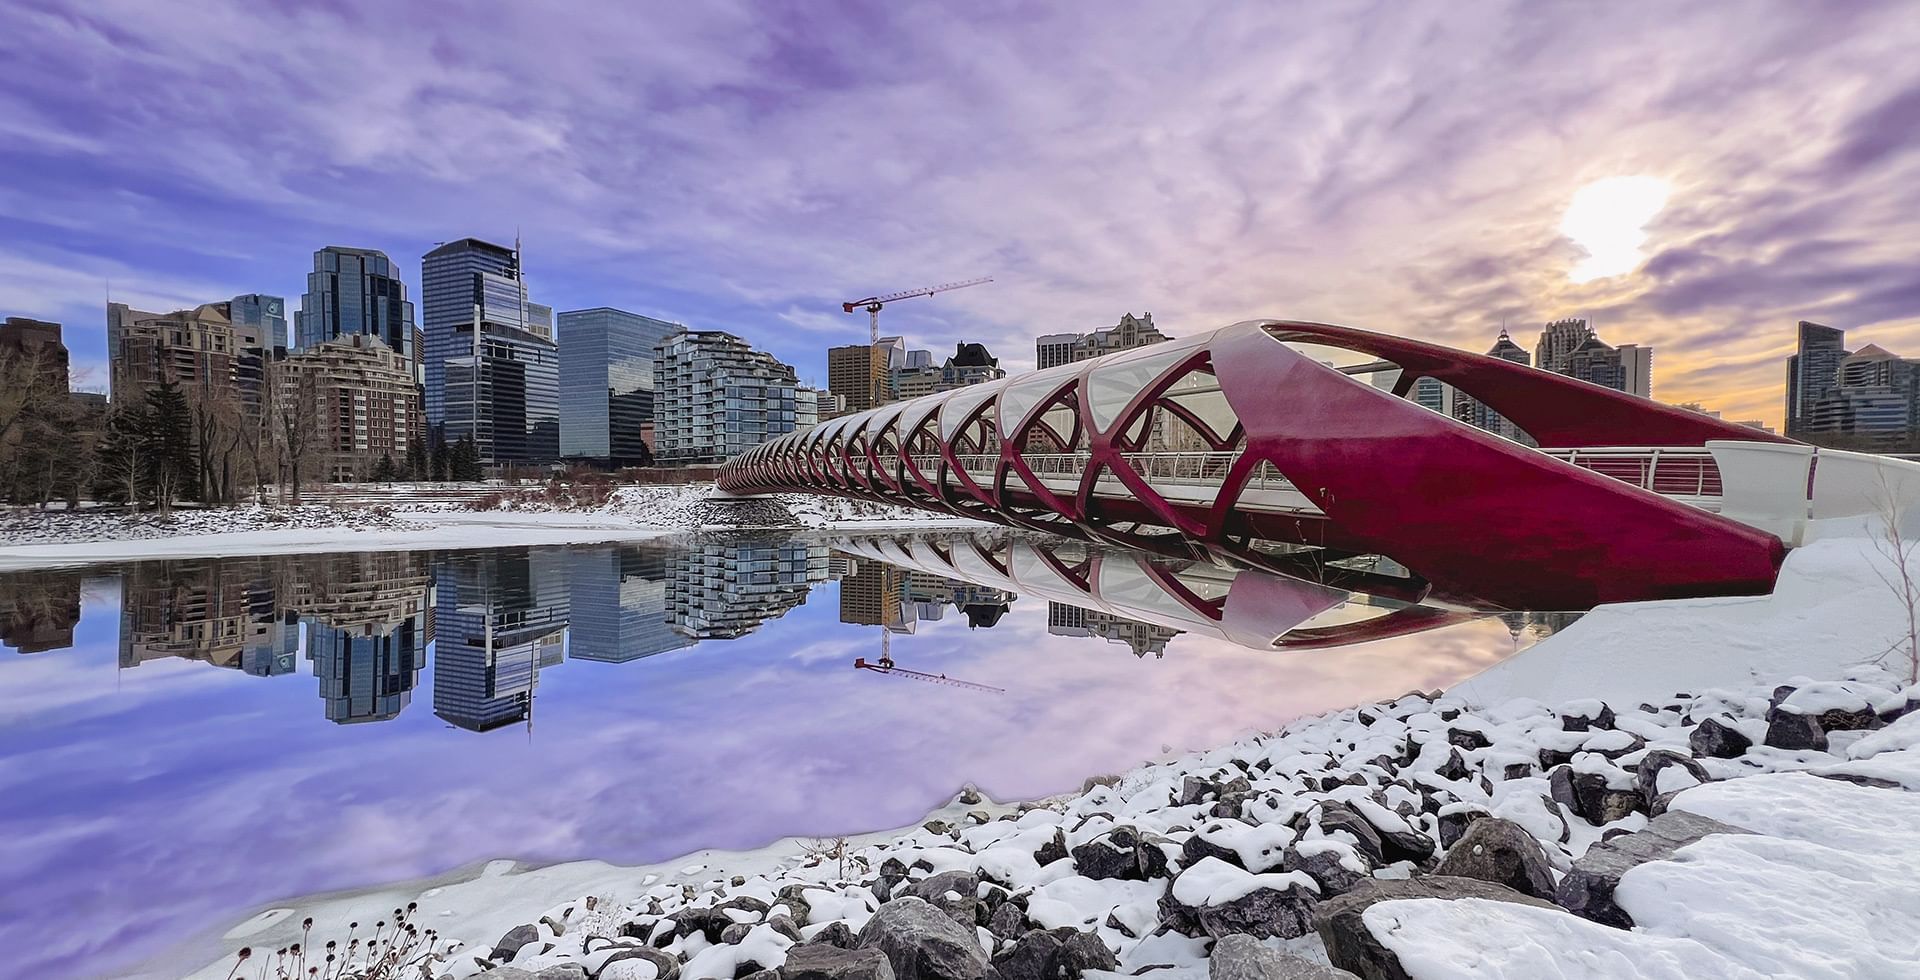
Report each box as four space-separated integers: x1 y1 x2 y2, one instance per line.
1869 469 1920 684
276 369 321 507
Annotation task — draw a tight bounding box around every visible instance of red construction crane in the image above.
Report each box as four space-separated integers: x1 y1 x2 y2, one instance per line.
842 277 992 344
854 655 1005 694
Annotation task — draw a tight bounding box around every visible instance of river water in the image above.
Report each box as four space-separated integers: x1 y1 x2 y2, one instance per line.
0 530 1579 978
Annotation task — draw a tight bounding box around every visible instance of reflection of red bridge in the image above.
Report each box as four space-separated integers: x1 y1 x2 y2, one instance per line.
719 321 1920 609
830 534 1482 652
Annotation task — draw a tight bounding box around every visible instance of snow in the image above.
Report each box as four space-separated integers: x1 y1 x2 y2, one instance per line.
1169 857 1317 906
1848 711 1920 759
0 483 984 572
1454 537 1920 709
1366 898 1771 979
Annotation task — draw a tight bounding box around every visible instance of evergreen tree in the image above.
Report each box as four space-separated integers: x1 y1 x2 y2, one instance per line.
429 429 450 482
450 435 484 481
141 378 196 514
95 406 150 508
405 433 428 481
373 454 399 483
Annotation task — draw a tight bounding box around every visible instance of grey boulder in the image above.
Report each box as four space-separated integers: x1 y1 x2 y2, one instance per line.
1315 877 1558 980
1431 817 1555 899
1555 810 1751 928
1208 934 1358 980
781 943 897 980
856 897 989 980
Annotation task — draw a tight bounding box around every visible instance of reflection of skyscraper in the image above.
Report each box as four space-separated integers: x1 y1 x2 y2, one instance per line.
310 619 424 723
667 539 827 638
1046 602 1179 658
119 559 293 670
899 569 1014 630
432 551 570 732
0 569 83 653
839 559 902 627
567 545 693 663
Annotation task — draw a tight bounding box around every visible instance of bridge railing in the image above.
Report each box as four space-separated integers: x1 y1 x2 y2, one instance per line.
869 446 1720 501
1540 447 1723 497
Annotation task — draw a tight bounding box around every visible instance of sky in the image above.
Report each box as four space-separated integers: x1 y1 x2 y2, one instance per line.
4 1 1920 427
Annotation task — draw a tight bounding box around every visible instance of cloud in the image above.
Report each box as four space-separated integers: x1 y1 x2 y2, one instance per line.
3 0 1920 424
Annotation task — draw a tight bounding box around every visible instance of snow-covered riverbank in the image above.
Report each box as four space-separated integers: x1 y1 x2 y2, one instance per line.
173 537 1920 980
0 486 984 571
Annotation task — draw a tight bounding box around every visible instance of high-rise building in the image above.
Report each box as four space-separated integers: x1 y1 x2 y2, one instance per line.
109 303 270 431
1786 321 1849 437
1 317 70 397
309 619 424 724
274 334 423 482
1532 317 1653 397
1797 340 1920 447
295 247 415 375
1451 329 1531 442
118 558 288 671
1046 602 1179 658
653 330 800 465
665 540 827 638
795 384 824 432
828 343 890 413
432 550 569 732
1534 317 1590 375
565 545 693 663
892 342 1006 402
1035 312 1167 370
0 568 82 653
422 238 559 465
557 308 681 465
226 294 288 351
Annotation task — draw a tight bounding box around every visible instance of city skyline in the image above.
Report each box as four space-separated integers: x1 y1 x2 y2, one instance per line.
6 3 1920 428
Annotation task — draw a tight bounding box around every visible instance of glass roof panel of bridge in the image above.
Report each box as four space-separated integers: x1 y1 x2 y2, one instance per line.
896 396 943 442
996 363 1079 434
1097 560 1204 629
1085 335 1208 430
939 381 1006 438
1162 380 1239 444
1011 544 1086 600
950 543 1015 590
867 404 907 446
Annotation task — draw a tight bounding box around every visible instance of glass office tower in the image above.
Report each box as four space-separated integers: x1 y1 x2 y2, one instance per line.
422 238 559 464
295 248 415 374
228 293 288 351
558 307 681 465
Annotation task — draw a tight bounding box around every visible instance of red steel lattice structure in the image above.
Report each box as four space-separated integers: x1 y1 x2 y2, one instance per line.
718 320 1792 609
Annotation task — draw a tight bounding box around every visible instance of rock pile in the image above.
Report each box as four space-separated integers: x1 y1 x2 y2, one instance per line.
445 664 1919 980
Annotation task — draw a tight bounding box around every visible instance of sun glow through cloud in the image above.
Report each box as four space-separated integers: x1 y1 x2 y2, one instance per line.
1561 176 1671 283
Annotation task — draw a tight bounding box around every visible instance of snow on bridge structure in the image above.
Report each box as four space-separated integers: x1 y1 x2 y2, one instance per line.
718 320 1920 609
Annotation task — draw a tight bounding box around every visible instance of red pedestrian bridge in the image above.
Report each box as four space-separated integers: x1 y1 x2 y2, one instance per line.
718 321 1920 609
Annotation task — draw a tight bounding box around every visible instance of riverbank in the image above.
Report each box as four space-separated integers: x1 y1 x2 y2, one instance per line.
175 536 1920 979
0 485 984 571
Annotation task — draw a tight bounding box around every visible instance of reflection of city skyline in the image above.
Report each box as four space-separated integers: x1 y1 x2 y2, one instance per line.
6 532 1583 729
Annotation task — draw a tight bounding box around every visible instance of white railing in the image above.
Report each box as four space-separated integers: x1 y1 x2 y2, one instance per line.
896 450 1298 494
1540 447 1723 497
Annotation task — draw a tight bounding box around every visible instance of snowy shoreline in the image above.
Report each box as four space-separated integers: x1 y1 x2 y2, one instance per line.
0 485 986 571
168 537 1920 980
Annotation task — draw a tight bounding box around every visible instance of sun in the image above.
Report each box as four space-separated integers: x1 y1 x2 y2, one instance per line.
1561 176 1671 283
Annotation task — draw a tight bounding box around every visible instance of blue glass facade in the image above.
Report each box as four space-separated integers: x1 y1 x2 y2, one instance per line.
422 238 559 464
564 545 693 663
558 307 680 463
431 550 569 732
295 248 414 377
228 293 288 351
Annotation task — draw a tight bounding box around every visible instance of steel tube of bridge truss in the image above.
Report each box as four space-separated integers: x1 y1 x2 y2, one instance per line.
718 320 1789 610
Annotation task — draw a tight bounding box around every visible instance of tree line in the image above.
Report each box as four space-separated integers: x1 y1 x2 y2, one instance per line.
1 345 488 512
